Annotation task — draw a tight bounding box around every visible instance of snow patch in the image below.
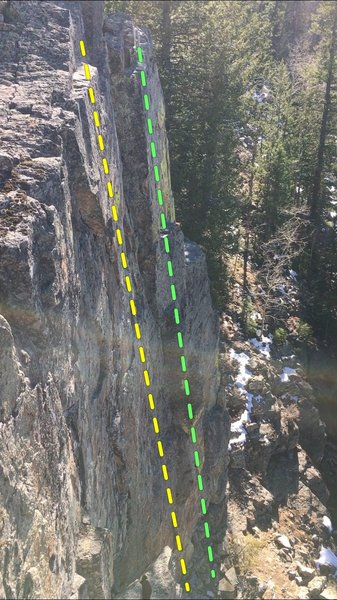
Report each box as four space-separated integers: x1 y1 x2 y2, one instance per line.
228 350 254 449
249 335 272 359
280 367 297 382
230 350 252 388
251 310 262 322
316 546 337 570
323 516 333 532
229 419 247 448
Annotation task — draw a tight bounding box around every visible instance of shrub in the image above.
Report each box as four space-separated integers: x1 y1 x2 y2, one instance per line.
297 320 313 342
274 327 287 345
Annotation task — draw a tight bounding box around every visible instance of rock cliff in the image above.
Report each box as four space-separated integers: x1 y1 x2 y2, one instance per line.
0 1 229 598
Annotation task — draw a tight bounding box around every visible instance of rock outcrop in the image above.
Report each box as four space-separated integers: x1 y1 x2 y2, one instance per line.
220 314 337 600
0 2 229 598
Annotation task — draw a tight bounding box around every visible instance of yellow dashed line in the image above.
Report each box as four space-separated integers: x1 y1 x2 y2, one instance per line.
93 111 100 127
148 393 155 410
185 582 191 593
107 181 114 198
130 299 137 316
120 252 127 269
157 440 164 457
144 370 151 387
79 40 86 57
84 63 91 80
176 535 183 551
98 134 105 150
102 158 109 174
80 37 190 592
116 229 123 245
125 276 132 292
88 87 95 103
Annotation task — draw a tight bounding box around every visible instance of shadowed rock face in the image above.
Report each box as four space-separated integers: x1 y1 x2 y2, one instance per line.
0 1 229 598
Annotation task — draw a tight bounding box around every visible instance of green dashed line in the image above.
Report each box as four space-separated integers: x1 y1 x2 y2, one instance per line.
144 94 150 110
138 46 216 585
191 426 197 443
154 165 160 182
147 118 153 134
160 213 167 229
177 332 184 348
167 260 173 277
204 522 210 538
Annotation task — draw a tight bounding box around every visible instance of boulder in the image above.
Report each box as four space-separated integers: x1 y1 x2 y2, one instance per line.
308 576 327 598
319 585 337 599
218 577 235 599
230 447 246 469
298 589 310 600
297 563 315 580
246 422 259 437
224 567 238 588
275 534 292 549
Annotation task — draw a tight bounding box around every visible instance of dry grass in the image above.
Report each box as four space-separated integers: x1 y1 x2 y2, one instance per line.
229 533 266 574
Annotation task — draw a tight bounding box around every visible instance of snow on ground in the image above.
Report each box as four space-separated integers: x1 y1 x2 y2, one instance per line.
316 546 337 571
229 330 299 451
281 393 299 402
228 349 254 448
229 420 246 448
323 516 333 532
251 310 262 322
289 269 298 280
249 334 272 359
229 349 252 387
280 367 297 382
276 284 287 295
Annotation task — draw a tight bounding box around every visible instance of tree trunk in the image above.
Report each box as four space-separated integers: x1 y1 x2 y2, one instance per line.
310 9 337 223
161 0 172 130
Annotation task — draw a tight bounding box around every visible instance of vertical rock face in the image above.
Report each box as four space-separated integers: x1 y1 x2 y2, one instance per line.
0 2 229 598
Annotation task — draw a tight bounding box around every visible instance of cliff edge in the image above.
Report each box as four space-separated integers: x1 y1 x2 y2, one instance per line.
0 1 230 598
